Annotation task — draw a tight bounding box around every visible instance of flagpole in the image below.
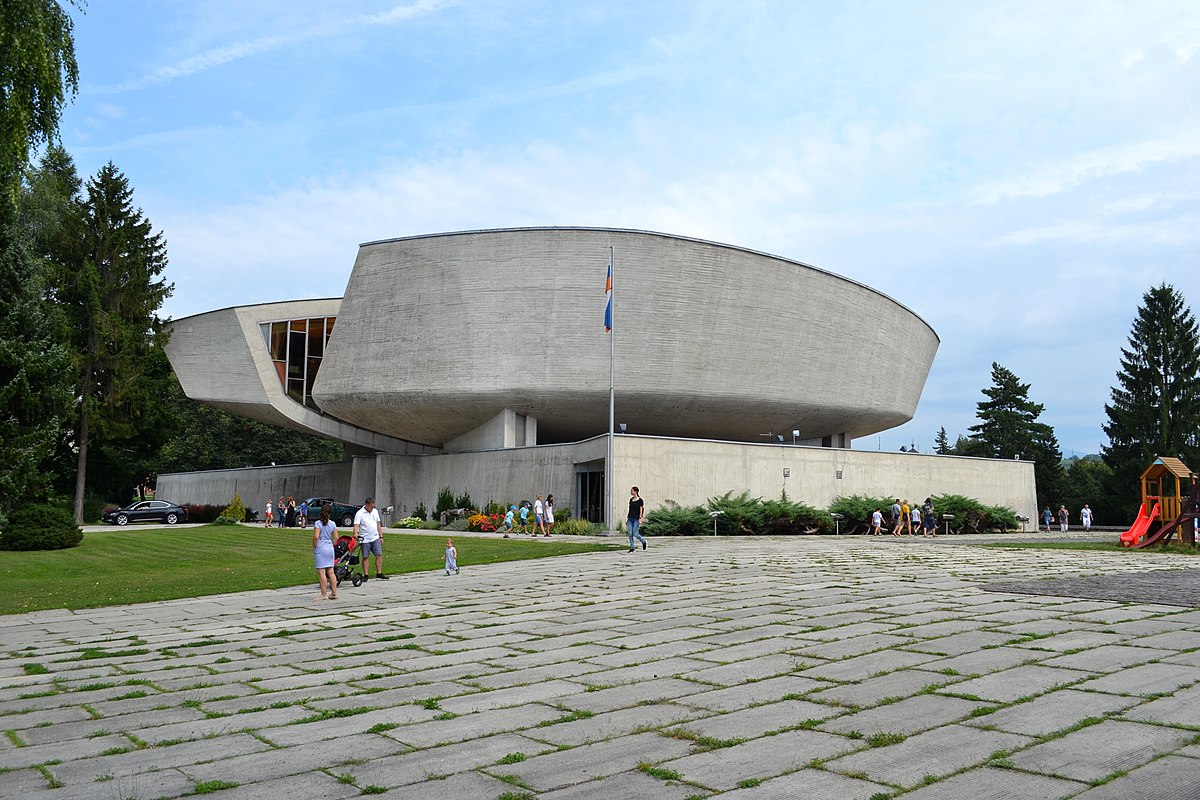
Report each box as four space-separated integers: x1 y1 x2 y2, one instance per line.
607 245 615 533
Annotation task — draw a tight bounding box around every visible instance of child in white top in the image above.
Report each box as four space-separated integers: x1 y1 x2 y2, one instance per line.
870 509 883 536
444 538 459 575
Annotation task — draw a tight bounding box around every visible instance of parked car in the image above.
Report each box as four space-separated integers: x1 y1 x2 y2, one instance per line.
304 497 363 528
102 500 189 526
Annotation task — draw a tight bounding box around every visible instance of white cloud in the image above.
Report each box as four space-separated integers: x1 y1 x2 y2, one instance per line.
98 0 452 92
972 132 1200 204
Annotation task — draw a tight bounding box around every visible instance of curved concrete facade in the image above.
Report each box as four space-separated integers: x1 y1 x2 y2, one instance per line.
165 299 435 455
314 227 939 448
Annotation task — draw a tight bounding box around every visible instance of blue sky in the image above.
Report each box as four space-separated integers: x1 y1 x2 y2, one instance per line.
58 1 1200 456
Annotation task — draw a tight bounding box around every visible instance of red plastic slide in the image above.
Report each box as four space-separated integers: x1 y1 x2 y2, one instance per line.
1119 500 1160 548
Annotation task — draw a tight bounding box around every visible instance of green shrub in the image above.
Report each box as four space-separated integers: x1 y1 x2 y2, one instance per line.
553 507 573 522
419 520 441 530
443 518 469 531
930 494 1018 534
392 517 424 529
453 491 473 511
435 487 455 515
757 496 833 535
551 518 600 535
829 495 896 534
1 505 84 551
211 515 240 526
221 493 247 525
484 501 506 516
643 501 710 537
82 495 107 524
413 502 428 521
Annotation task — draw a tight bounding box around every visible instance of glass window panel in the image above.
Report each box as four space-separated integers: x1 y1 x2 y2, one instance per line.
287 378 304 403
307 318 324 358
288 331 306 379
290 319 307 332
270 322 287 360
273 360 286 386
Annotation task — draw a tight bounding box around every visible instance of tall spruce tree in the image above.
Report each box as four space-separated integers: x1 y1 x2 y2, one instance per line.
57 162 173 522
1102 284 1200 519
968 362 1064 504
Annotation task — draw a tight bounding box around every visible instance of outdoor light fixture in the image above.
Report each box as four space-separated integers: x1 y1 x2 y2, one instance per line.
830 512 845 536
792 429 800 445
942 513 955 535
618 423 627 433
709 509 724 535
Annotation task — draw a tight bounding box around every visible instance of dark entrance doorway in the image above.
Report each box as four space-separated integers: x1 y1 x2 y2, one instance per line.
575 461 605 524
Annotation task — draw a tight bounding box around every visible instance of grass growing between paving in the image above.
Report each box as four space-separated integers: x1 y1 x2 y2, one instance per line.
1 525 620 615
980 541 1199 555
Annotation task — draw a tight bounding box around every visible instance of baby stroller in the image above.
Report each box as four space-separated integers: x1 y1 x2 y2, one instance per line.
332 534 364 588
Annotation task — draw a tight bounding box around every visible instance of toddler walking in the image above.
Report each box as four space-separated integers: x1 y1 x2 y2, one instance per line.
444 538 460 575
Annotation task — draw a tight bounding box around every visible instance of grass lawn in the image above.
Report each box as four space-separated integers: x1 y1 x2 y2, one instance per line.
2 525 620 615
980 541 1199 556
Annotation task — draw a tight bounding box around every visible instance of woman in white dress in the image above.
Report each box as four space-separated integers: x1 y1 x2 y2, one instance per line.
312 504 338 600
544 494 555 536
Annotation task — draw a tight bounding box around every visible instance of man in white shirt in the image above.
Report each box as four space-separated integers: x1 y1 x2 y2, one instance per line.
353 497 387 581
1080 504 1093 532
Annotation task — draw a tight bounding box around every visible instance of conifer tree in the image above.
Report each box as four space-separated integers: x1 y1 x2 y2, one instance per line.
57 162 173 522
934 426 952 455
1102 284 1200 519
969 362 1063 504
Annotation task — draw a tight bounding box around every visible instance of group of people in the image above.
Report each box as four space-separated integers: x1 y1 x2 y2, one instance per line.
498 494 556 537
311 496 460 600
1042 503 1093 533
264 496 308 528
869 498 940 537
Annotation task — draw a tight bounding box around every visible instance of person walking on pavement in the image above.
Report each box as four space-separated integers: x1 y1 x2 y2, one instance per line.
627 486 647 552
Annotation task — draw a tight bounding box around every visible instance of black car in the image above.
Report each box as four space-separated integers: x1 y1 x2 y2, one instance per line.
102 500 189 526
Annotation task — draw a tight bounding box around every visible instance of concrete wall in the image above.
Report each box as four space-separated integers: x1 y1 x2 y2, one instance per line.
160 435 1037 525
157 461 352 509
375 438 608 519
611 436 1039 524
315 227 940 448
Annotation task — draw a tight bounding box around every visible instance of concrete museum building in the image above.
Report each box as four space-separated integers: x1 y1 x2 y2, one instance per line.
161 227 1037 524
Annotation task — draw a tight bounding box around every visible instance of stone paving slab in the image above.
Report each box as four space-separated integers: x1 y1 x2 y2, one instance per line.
1078 662 1200 697
936 664 1093 703
660 728 860 791
708 767 891 799
495 731 695 792
683 697 837 740
896 765 1088 799
821 693 983 735
1069 754 1200 799
675 674 832 711
6 536 1200 799
965 688 1141 737
824 724 1032 788
1009 720 1197 782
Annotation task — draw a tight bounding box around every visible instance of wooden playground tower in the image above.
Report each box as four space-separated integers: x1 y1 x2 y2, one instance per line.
1123 456 1199 548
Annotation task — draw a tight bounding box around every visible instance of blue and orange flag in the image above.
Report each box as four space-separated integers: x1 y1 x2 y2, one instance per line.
603 258 612 332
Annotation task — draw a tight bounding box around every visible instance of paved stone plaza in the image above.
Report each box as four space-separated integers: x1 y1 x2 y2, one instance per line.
2 536 1199 799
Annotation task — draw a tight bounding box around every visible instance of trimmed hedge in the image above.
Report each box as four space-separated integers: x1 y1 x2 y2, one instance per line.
1 505 84 551
642 492 1019 537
